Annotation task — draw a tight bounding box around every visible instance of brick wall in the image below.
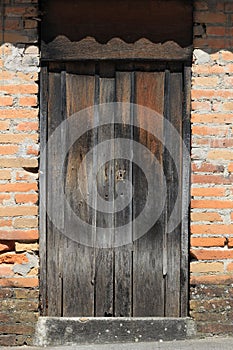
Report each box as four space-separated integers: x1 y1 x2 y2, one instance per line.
191 0 233 335
0 0 39 346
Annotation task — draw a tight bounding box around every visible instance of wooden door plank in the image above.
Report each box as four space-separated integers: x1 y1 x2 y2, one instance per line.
114 72 133 316
47 71 64 316
164 71 183 317
133 71 165 317
95 72 115 316
63 69 96 316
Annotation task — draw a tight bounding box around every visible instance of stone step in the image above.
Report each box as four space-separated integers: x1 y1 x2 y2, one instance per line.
34 317 196 346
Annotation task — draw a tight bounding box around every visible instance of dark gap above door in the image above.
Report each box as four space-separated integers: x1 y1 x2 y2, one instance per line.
41 0 192 47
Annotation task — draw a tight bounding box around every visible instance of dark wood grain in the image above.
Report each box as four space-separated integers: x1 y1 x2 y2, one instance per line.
114 71 133 316
63 69 96 316
42 37 192 61
164 71 183 316
42 61 190 318
47 72 64 316
133 71 165 316
95 72 115 316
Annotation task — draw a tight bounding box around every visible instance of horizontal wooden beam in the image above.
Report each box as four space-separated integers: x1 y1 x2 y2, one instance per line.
41 36 192 61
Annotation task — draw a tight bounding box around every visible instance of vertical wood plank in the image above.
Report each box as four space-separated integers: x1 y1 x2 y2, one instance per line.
63 68 96 316
114 72 133 316
39 65 48 316
180 65 191 317
95 70 115 316
47 71 64 316
164 71 183 317
133 71 165 317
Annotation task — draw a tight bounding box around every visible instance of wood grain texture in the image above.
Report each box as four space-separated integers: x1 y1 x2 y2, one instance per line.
47 72 64 316
114 72 133 316
43 61 189 318
163 71 183 317
95 73 115 316
42 37 192 61
133 71 165 317
63 70 96 316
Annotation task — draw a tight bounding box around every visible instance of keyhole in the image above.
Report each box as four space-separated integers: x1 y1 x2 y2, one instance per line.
116 169 125 181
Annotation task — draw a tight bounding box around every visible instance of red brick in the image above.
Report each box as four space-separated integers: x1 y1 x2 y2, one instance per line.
192 77 219 87
0 183 37 192
0 277 38 288
0 96 13 106
191 237 226 247
194 12 226 23
0 85 38 94
0 194 11 204
0 145 18 155
0 134 38 144
191 212 222 222
207 26 226 36
208 150 233 160
0 229 38 241
0 170 11 180
0 253 28 264
222 51 233 61
191 249 233 260
0 121 10 130
15 194 38 204
19 96 37 106
191 224 233 235
0 265 14 276
192 174 233 185
190 275 233 285
191 188 225 197
16 122 38 132
192 126 227 136
192 200 233 209
0 206 38 217
0 109 38 119
192 114 233 124
192 163 224 173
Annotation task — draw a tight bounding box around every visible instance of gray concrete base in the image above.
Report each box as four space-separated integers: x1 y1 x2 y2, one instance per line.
34 317 196 346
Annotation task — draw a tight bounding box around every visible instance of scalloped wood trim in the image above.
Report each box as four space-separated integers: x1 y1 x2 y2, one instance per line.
41 36 192 61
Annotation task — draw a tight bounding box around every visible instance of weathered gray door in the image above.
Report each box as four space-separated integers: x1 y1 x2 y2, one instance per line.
40 61 190 317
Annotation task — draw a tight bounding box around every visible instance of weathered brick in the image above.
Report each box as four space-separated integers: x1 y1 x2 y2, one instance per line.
191 224 233 235
191 212 222 222
190 262 224 273
13 217 38 228
0 183 37 192
190 275 233 285
191 187 225 197
0 252 28 264
15 193 38 204
191 249 233 260
0 277 38 288
0 206 38 217
191 237 226 247
0 229 38 241
15 242 39 252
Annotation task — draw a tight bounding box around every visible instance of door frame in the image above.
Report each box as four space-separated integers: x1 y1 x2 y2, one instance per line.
39 59 191 317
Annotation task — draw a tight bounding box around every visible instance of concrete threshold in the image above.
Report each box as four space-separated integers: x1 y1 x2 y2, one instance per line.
34 317 196 346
